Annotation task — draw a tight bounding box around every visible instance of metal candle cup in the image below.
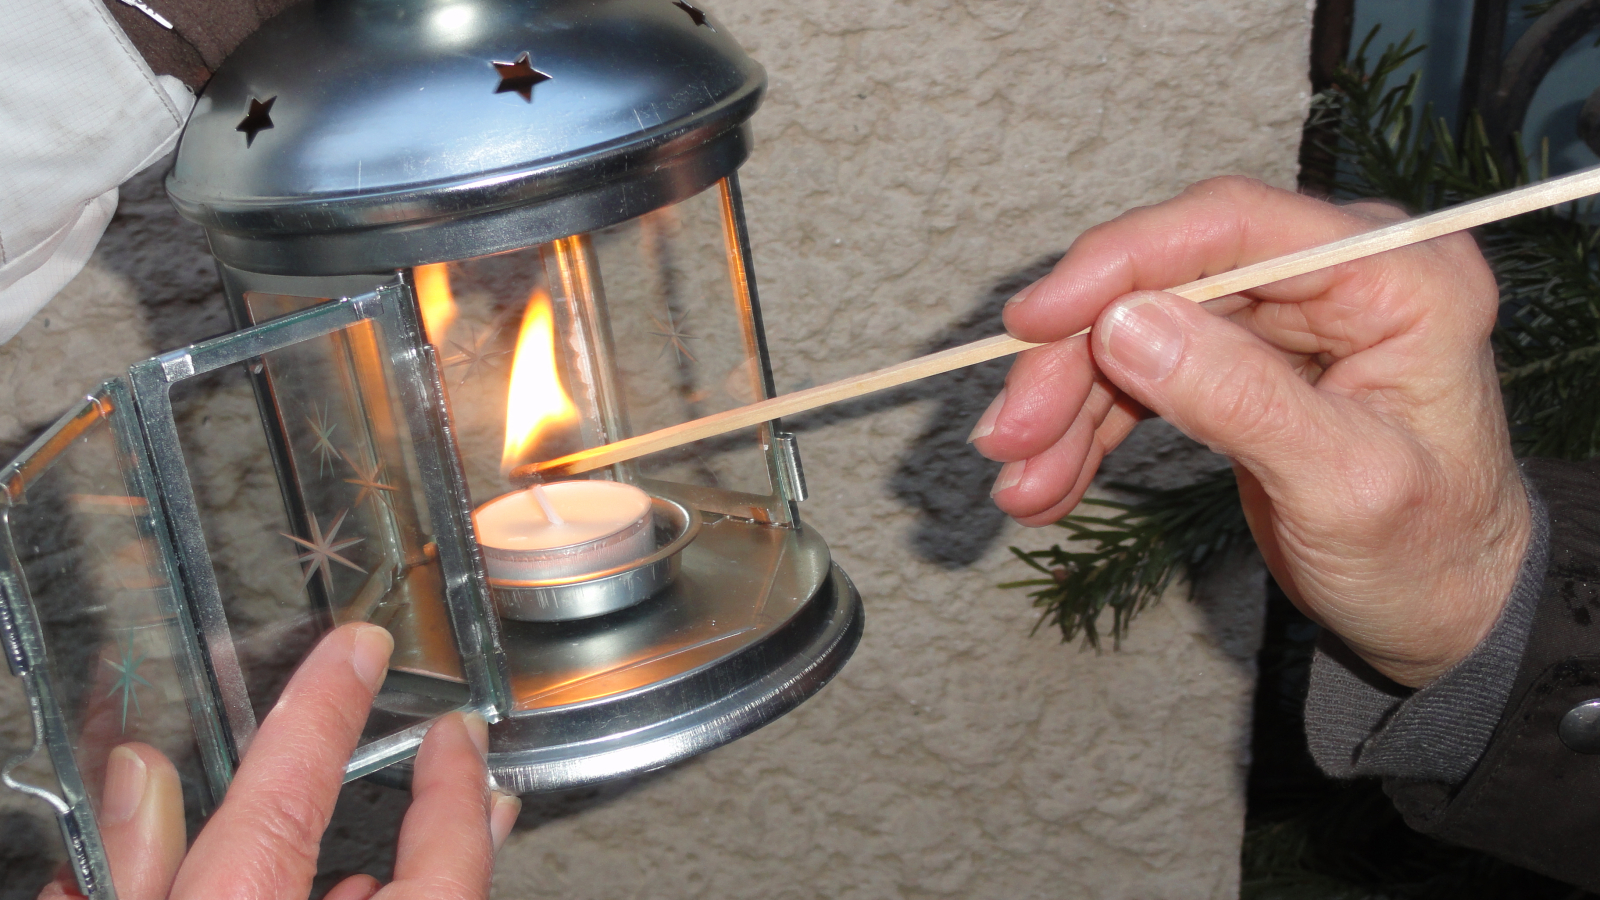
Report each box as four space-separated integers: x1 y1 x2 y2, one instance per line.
474 481 654 581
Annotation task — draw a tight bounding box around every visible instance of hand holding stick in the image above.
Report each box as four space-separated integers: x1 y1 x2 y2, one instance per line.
516 165 1600 482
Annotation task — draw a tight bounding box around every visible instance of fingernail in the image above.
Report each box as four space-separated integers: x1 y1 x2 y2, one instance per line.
1103 298 1183 381
102 746 147 826
991 460 1024 496
1005 276 1045 308
967 388 1007 443
350 625 393 692
490 791 521 853
462 711 489 758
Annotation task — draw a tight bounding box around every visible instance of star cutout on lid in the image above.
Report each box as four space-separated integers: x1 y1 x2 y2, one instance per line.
672 0 713 29
492 52 552 102
237 96 276 146
103 633 152 733
282 509 366 594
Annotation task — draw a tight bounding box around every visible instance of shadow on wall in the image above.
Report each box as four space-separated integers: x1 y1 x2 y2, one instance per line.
779 252 1261 670
786 255 1065 569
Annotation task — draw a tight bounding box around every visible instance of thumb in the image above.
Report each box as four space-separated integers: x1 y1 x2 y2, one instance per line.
99 743 186 900
1092 291 1334 490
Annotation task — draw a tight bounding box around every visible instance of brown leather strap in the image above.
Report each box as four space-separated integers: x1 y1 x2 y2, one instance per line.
99 0 307 90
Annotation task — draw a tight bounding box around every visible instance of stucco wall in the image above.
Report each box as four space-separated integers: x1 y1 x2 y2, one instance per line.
0 0 1311 897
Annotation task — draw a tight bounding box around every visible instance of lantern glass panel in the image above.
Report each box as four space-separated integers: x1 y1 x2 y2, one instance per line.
0 386 221 883
227 299 473 734
417 179 784 520
590 184 775 498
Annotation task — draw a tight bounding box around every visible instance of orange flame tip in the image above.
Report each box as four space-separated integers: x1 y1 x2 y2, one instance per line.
501 288 578 474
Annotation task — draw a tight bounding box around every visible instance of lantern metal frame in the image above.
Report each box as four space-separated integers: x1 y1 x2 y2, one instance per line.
0 2 864 895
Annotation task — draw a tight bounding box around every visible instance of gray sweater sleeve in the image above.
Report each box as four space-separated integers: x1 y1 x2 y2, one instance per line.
1303 472 1550 784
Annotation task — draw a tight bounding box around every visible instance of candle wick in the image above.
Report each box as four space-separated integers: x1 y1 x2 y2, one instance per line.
530 484 566 526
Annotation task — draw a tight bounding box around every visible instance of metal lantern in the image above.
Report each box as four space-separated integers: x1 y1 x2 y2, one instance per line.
0 1 861 894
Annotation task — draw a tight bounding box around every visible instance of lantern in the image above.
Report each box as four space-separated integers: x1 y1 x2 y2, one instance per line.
0 1 861 894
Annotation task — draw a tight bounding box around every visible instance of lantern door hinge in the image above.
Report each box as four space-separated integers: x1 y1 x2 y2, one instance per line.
773 431 807 503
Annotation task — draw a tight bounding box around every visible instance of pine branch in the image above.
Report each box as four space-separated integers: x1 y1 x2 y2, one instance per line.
1001 468 1248 649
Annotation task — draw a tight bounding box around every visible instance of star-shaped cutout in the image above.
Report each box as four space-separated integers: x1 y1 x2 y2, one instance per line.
306 403 341 477
342 450 398 512
237 96 276 147
492 52 552 102
103 633 152 733
282 509 366 594
672 0 713 29
443 325 511 385
648 310 698 363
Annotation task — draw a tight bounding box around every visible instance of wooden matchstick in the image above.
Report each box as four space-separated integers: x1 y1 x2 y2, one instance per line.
516 165 1600 481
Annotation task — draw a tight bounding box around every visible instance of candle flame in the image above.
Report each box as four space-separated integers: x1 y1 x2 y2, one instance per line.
414 263 458 345
501 288 578 474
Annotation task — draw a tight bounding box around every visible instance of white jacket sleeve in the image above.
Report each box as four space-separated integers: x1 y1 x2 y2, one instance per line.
0 0 196 344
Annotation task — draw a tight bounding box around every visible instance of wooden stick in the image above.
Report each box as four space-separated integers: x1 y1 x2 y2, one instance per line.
518 165 1600 480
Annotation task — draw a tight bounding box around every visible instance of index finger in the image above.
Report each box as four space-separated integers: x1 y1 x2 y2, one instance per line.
169 623 393 900
1003 177 1397 344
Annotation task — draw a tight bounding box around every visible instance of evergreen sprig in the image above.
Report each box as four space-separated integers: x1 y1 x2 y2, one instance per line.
1001 467 1246 649
1007 31 1600 646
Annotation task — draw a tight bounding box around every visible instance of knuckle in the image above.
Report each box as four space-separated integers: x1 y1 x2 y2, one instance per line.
1186 174 1272 206
1071 217 1126 254
1434 232 1499 306
1330 455 1427 525
1343 197 1411 223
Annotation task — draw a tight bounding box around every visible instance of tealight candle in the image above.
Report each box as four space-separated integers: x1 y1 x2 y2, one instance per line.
474 480 654 581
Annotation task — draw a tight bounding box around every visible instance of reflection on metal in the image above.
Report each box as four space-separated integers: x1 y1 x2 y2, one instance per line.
774 432 809 503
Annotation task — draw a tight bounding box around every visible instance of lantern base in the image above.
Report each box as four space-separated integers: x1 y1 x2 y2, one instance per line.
373 514 860 793
486 561 859 793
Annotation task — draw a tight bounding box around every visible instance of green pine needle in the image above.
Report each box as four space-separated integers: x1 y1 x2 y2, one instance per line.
1001 467 1248 649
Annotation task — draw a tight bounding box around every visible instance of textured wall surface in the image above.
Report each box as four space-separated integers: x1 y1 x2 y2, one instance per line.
0 0 1310 897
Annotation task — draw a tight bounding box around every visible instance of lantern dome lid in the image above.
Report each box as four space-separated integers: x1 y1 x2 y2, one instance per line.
166 0 765 274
